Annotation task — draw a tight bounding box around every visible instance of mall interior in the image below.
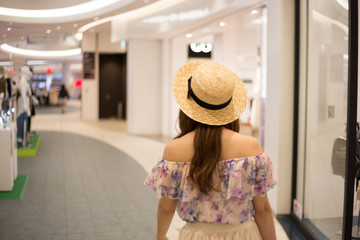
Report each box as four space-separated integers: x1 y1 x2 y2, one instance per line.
0 0 358 239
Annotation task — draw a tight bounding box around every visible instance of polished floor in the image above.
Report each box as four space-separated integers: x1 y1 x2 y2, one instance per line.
0 131 157 240
0 100 289 240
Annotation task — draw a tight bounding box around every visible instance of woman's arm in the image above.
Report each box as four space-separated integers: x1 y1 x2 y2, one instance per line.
252 193 277 240
157 197 177 240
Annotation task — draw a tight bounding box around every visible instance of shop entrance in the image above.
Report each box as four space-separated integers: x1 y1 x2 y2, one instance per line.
99 54 127 119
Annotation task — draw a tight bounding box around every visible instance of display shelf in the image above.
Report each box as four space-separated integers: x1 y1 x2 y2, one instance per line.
0 124 18 191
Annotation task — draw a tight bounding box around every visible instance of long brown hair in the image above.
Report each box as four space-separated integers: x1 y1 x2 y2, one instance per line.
175 110 240 194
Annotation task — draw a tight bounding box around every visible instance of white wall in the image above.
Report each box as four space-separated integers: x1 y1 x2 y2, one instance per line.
161 38 172 137
265 0 294 214
164 37 188 138
99 28 125 53
62 62 72 87
81 28 126 121
127 39 162 135
81 32 99 121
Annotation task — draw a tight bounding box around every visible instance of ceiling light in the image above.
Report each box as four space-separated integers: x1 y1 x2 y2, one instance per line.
0 61 13 66
56 26 61 30
26 60 49 65
7 27 11 31
73 23 78 28
0 0 128 19
75 32 83 41
0 43 82 58
142 8 209 23
219 22 226 27
186 33 192 38
78 0 184 33
46 29 51 34
251 9 259 14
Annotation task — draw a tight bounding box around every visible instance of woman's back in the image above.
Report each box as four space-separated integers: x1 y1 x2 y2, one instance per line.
146 128 276 225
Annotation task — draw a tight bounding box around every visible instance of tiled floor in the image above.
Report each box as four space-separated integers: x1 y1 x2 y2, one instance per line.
0 131 157 240
0 100 290 240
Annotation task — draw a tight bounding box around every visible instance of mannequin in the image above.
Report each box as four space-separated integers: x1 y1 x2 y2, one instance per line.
27 67 35 133
0 66 5 110
17 66 32 143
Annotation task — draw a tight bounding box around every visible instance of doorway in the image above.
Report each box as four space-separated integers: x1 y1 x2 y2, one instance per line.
99 54 127 119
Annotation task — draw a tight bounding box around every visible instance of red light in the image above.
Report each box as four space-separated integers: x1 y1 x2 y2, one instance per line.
46 67 52 74
74 78 82 88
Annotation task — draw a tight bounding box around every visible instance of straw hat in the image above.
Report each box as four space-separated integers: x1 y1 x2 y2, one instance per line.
172 61 247 126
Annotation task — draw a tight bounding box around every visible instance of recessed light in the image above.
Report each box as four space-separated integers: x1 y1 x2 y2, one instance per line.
219 22 226 27
56 26 61 30
251 9 259 14
186 33 192 38
7 27 11 31
46 29 51 34
75 32 83 41
94 17 99 21
73 23 78 28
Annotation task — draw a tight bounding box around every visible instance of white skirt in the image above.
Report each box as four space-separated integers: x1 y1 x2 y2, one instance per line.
178 220 263 240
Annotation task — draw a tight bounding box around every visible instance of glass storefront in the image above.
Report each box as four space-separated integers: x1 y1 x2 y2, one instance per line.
294 0 359 239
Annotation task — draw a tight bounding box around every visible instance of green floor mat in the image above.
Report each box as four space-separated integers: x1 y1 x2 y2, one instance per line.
18 134 40 157
0 175 29 200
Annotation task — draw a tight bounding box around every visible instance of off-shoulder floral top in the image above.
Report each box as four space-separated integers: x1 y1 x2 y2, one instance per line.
144 153 277 225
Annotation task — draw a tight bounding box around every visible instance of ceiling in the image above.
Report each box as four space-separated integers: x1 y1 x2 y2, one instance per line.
0 0 264 68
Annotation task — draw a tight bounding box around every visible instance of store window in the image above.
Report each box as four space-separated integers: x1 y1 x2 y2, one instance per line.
296 0 349 238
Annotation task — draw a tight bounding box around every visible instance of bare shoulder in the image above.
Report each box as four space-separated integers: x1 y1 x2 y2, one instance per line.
163 132 194 162
234 133 263 156
222 129 263 158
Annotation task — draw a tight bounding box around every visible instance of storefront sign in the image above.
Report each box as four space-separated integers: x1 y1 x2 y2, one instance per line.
83 52 95 79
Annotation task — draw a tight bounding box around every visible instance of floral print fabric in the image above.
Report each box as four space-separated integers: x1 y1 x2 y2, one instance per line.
144 153 277 224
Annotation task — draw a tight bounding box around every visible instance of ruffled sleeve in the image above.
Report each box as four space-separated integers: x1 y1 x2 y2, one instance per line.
144 159 196 201
222 153 277 200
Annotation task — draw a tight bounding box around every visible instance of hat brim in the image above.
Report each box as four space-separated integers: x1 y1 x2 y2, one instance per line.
172 61 248 126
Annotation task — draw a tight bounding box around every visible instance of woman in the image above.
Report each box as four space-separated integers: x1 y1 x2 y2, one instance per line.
59 84 69 113
145 61 277 240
